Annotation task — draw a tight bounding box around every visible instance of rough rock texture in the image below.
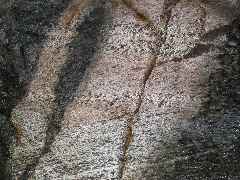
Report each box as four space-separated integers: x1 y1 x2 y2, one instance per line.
0 0 240 179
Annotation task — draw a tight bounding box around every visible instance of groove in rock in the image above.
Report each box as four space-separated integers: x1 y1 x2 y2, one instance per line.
171 15 240 61
121 0 150 21
118 0 181 178
63 0 87 28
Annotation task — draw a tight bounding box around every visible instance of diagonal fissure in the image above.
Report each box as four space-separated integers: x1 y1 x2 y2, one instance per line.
121 0 150 22
118 0 181 179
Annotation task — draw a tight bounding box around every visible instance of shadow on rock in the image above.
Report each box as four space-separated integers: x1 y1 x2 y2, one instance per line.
144 14 240 179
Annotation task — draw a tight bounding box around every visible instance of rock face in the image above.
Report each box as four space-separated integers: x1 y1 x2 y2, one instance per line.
0 0 240 179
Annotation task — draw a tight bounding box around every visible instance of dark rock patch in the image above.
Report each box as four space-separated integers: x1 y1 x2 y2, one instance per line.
0 0 70 178
144 15 240 179
46 3 109 150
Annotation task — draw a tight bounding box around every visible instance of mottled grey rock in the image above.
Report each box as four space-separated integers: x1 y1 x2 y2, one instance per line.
0 0 240 179
33 118 126 179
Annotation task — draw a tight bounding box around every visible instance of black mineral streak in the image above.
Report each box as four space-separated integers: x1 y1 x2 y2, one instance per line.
45 5 108 151
20 4 109 179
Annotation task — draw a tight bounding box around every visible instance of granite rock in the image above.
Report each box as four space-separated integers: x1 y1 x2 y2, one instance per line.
0 0 240 179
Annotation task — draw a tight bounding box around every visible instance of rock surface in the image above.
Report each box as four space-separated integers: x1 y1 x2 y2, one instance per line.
0 0 240 179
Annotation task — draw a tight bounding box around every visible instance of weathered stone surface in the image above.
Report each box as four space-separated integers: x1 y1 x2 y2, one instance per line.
33 118 126 179
0 0 240 179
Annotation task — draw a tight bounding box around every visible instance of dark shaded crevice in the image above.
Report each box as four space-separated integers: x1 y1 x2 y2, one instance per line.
171 15 240 62
19 4 110 179
118 1 181 179
186 44 213 60
201 24 231 41
171 43 214 62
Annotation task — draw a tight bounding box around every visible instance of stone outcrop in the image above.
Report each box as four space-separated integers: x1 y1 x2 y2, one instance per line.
0 0 240 179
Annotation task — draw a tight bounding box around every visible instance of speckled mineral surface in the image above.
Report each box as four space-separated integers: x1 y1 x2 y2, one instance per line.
0 0 240 179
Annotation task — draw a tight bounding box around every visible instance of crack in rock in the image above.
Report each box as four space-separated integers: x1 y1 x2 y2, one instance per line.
118 0 181 179
121 0 150 22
